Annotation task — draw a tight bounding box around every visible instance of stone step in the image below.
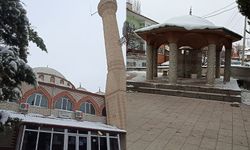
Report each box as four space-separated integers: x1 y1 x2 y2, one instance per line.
127 81 241 96
127 81 241 103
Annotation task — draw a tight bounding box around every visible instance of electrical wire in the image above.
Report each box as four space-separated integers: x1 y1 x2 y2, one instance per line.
202 1 235 17
225 9 238 26
204 6 237 19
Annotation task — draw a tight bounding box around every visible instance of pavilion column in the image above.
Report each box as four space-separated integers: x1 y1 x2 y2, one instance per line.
196 51 202 79
215 50 221 78
152 48 158 78
169 43 178 84
146 44 153 80
224 43 232 82
207 43 216 84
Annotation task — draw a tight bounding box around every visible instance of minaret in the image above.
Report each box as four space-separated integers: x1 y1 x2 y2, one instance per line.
98 0 127 130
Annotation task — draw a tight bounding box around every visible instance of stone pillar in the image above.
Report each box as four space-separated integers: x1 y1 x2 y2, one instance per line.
197 51 202 78
152 48 158 78
98 0 126 130
146 44 153 80
207 44 216 84
215 50 221 78
169 43 178 84
224 43 232 82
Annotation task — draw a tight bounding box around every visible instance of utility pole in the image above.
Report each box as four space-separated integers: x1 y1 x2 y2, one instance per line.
241 16 247 66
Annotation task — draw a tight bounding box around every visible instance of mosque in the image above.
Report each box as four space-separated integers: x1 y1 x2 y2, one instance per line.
0 67 124 150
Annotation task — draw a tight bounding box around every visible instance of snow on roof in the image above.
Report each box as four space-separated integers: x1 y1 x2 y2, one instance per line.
33 67 66 79
245 51 250 56
1 110 125 133
136 15 221 32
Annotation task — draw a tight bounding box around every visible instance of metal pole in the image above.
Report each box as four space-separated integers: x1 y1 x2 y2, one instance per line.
241 17 247 66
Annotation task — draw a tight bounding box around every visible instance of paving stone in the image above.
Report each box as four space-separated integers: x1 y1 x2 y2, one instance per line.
232 145 249 150
127 93 250 150
200 138 217 149
216 142 232 150
233 135 248 146
181 143 199 150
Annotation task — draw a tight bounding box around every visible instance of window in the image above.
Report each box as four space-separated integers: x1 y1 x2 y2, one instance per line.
20 125 121 150
55 97 73 111
80 102 95 115
50 76 55 83
27 93 48 108
60 79 64 85
22 131 37 150
142 62 146 67
38 75 44 81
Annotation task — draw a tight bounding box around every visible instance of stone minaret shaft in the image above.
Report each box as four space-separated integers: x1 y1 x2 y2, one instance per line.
98 0 127 129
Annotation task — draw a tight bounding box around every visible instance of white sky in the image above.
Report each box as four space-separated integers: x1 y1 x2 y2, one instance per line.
139 0 249 46
25 0 125 93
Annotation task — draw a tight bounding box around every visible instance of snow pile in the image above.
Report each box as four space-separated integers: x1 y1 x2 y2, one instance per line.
0 111 10 125
161 61 169 66
136 15 221 32
241 90 250 105
0 110 125 132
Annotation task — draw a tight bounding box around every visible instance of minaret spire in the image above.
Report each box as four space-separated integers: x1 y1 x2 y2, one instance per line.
189 6 192 15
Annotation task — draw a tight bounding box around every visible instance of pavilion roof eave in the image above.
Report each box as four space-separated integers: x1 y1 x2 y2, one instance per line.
135 25 242 42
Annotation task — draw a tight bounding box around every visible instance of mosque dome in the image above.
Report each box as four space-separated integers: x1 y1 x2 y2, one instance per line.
33 67 75 89
33 67 66 79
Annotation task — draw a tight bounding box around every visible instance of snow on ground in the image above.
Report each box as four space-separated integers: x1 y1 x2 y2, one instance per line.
0 111 9 125
0 110 125 132
241 90 250 105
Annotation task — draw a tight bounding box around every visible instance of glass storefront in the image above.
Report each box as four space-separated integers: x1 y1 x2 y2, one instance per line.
20 124 121 150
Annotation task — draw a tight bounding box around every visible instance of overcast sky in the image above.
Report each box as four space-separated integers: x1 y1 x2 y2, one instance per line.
25 0 125 93
139 0 249 46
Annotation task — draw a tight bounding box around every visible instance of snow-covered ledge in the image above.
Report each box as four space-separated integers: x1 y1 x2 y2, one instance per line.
0 102 106 123
0 109 125 132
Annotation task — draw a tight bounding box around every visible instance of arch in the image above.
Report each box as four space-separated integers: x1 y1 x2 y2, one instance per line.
20 86 53 108
76 96 101 116
100 105 106 116
178 33 208 49
53 91 77 111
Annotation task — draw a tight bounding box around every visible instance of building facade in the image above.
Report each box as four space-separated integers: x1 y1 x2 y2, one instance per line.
0 67 124 150
126 1 158 69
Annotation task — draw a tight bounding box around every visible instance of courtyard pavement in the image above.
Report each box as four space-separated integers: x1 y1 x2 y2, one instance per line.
127 92 250 150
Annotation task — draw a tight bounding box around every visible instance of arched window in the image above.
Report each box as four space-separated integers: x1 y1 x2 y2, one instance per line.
50 76 55 83
38 74 44 81
27 93 48 108
60 79 64 85
80 102 95 115
55 97 73 111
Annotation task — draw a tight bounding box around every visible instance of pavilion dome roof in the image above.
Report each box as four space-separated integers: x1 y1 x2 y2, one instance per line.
136 15 218 32
135 15 242 43
166 15 216 29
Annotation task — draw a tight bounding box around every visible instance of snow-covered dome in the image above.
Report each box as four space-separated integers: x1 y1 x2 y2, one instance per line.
77 87 87 92
33 67 66 79
166 15 215 29
136 15 219 32
96 89 105 95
